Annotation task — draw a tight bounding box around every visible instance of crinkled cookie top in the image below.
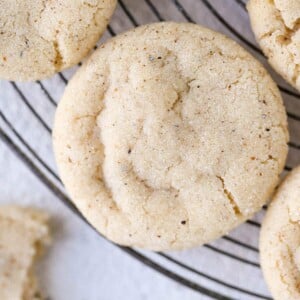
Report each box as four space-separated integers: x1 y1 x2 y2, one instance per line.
0 0 116 81
248 0 300 91
54 22 288 251
261 166 300 300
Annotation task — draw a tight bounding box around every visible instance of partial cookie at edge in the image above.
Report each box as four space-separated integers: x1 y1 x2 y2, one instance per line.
248 0 300 91
0 205 50 300
260 166 300 300
0 0 117 81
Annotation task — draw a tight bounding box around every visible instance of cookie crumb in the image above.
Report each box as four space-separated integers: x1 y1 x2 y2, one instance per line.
0 206 50 300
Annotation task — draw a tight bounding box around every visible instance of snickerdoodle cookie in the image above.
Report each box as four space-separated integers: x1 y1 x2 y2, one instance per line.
53 22 288 251
0 205 50 300
260 166 300 300
0 0 116 81
248 0 300 91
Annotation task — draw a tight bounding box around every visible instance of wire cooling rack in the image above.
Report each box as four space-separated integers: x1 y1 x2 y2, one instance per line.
1 0 300 299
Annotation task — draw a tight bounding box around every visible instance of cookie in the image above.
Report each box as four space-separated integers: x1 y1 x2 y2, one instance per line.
260 166 300 300
0 0 117 81
0 205 50 300
53 22 289 251
248 0 300 91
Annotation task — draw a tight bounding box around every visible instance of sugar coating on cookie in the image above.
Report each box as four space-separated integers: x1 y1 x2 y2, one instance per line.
260 166 300 300
248 0 300 91
53 22 288 251
0 205 50 300
0 0 117 81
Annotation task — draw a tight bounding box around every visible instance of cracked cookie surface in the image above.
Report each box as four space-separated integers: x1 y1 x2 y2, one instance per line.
260 166 300 300
53 22 289 251
0 0 116 81
248 0 300 91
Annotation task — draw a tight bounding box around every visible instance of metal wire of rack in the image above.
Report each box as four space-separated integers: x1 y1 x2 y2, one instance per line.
1 0 300 299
